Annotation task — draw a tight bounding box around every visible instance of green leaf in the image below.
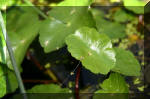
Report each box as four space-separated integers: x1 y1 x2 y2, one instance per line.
6 7 40 70
112 48 141 76
66 27 116 74
91 8 126 39
6 69 18 94
27 84 70 93
57 0 93 6
0 64 6 98
0 64 18 97
96 73 129 93
39 7 95 53
123 0 146 14
0 12 6 98
0 27 6 64
113 9 134 23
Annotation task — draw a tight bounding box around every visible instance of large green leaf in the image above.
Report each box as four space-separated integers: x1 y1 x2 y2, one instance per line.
123 0 146 14
90 8 126 39
66 27 116 74
112 48 141 76
57 0 93 6
39 7 95 53
96 73 129 93
6 7 40 70
27 84 70 93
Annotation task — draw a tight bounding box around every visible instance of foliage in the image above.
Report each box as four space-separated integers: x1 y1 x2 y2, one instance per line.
112 48 141 76
27 84 70 93
6 7 40 70
95 73 129 93
57 0 93 6
39 6 95 53
66 27 116 74
0 13 6 98
123 0 146 14
91 8 126 39
0 0 146 98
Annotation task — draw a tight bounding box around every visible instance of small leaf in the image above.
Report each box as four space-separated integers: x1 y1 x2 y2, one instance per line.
6 7 40 70
91 8 126 39
0 64 6 98
66 27 116 74
27 84 70 93
57 0 93 6
113 8 134 23
39 7 95 53
93 73 129 99
96 73 129 93
112 48 141 76
6 69 18 94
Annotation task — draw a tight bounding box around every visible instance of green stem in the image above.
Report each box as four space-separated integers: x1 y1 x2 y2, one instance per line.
0 11 27 99
23 0 48 19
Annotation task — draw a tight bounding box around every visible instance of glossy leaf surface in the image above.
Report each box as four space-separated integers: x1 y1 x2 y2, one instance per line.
39 7 95 53
66 27 116 74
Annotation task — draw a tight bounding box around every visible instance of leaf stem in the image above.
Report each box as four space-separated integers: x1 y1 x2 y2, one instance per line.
23 0 48 19
75 66 81 99
0 11 27 99
26 50 58 82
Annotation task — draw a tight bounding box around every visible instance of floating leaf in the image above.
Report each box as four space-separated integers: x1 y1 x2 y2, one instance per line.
57 0 93 6
91 8 126 39
96 73 129 93
39 7 95 53
27 84 70 93
6 7 40 70
66 27 116 74
112 48 141 76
